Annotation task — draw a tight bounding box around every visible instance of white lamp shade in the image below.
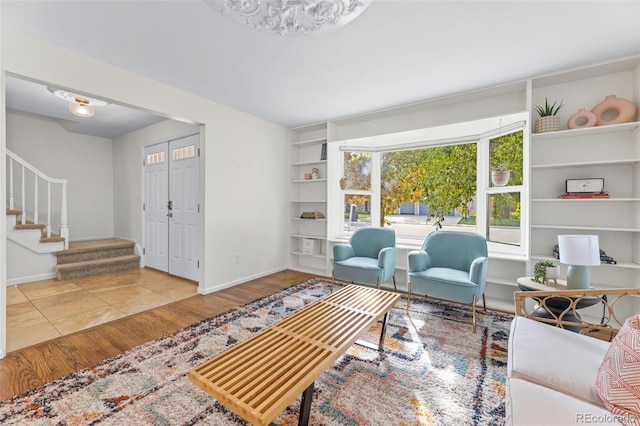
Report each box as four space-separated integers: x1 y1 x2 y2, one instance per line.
558 235 600 266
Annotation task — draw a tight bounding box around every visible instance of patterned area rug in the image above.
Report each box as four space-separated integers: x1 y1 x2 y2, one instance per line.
0 278 511 425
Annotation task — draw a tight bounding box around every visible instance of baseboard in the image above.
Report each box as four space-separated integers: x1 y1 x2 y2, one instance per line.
7 272 56 286
197 266 289 295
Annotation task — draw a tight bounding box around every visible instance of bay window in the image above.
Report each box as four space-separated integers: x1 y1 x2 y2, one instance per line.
328 112 529 258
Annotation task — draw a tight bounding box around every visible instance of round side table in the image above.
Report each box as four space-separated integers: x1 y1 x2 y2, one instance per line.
516 277 602 332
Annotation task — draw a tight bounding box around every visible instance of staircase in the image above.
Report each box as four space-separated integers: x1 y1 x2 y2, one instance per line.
6 149 140 282
54 239 140 281
5 209 65 253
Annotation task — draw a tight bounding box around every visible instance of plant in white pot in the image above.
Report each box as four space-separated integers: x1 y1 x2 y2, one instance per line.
534 98 564 133
491 162 510 187
532 260 560 284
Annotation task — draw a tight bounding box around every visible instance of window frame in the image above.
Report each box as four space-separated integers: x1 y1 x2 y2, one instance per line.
327 112 529 259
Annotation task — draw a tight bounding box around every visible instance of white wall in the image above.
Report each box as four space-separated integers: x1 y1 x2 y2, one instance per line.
6 239 57 284
0 26 290 360
6 110 114 240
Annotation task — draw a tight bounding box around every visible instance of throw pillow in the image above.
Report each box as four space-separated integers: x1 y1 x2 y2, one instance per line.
595 314 640 426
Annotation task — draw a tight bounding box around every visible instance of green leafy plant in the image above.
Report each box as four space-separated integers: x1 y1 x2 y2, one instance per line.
535 98 564 117
492 162 509 171
532 260 554 284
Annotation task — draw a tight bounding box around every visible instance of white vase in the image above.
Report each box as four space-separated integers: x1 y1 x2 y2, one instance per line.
546 266 560 284
491 170 510 187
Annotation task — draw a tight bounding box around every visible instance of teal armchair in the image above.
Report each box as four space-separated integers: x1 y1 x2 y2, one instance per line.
332 227 397 292
408 231 488 332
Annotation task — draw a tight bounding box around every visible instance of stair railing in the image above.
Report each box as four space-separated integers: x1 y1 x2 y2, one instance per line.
6 149 69 249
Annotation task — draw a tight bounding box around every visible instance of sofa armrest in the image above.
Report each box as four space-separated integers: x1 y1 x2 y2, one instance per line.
378 247 396 272
513 287 640 341
333 243 355 262
408 250 431 272
468 256 487 284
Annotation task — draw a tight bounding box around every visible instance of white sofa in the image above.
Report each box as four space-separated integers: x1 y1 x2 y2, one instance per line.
506 315 622 425
505 287 640 426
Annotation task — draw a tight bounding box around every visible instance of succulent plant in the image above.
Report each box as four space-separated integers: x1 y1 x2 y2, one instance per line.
535 98 564 117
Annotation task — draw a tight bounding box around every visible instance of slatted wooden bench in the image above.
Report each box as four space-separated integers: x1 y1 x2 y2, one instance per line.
189 284 401 426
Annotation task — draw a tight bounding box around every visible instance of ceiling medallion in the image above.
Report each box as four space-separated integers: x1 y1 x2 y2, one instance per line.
48 88 109 118
210 0 371 36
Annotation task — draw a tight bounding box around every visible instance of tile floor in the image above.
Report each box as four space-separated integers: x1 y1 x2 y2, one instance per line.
6 268 198 352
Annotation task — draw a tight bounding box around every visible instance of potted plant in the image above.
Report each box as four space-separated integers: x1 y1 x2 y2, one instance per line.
491 162 510 187
339 176 348 190
532 260 560 284
534 97 564 133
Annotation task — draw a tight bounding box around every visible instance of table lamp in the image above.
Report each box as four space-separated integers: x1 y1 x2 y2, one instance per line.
558 235 600 289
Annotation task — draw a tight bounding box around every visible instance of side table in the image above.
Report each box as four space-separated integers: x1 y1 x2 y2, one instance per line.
516 277 603 332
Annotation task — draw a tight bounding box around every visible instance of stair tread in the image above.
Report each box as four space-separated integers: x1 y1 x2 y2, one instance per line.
41 236 66 243
54 239 134 256
55 255 140 270
6 209 22 216
15 223 46 230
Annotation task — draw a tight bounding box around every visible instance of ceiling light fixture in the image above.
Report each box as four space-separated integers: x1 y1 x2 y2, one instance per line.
208 0 371 36
69 97 95 118
48 88 108 118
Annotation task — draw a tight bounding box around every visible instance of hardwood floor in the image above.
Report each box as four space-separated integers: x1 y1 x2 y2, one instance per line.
0 269 316 400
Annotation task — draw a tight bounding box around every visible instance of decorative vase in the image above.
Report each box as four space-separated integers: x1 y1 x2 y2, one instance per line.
491 170 510 187
591 95 637 126
534 116 560 133
311 167 319 180
567 108 597 129
339 178 347 190
545 265 560 284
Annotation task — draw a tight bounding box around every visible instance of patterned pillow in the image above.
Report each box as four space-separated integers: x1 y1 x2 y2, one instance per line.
595 314 640 426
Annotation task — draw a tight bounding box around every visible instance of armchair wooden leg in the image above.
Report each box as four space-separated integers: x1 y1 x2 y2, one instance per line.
482 293 486 311
392 275 397 291
472 294 477 333
377 277 381 290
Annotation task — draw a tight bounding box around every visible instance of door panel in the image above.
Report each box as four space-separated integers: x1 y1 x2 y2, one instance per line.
169 134 199 281
144 134 199 281
144 143 169 272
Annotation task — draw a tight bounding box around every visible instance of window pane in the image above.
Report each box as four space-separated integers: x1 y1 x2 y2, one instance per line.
489 130 523 188
487 192 521 246
381 144 477 239
343 152 371 191
343 194 371 232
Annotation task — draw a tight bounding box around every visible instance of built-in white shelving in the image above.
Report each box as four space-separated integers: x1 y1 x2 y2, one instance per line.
286 54 640 308
288 124 329 275
529 56 640 290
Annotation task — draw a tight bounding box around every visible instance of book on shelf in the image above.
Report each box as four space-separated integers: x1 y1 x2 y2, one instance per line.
320 143 327 161
559 192 610 199
552 245 617 264
300 211 325 219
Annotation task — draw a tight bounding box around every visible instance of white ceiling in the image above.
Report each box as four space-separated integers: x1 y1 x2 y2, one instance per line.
2 0 639 137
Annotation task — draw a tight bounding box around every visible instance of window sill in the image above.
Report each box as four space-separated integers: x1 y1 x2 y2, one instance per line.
328 236 527 261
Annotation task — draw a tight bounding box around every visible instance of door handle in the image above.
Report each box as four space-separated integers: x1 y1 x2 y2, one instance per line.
167 212 173 218
167 200 173 210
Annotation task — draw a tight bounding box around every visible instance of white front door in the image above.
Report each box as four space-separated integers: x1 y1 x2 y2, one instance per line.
144 142 169 272
144 134 200 281
168 134 199 280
